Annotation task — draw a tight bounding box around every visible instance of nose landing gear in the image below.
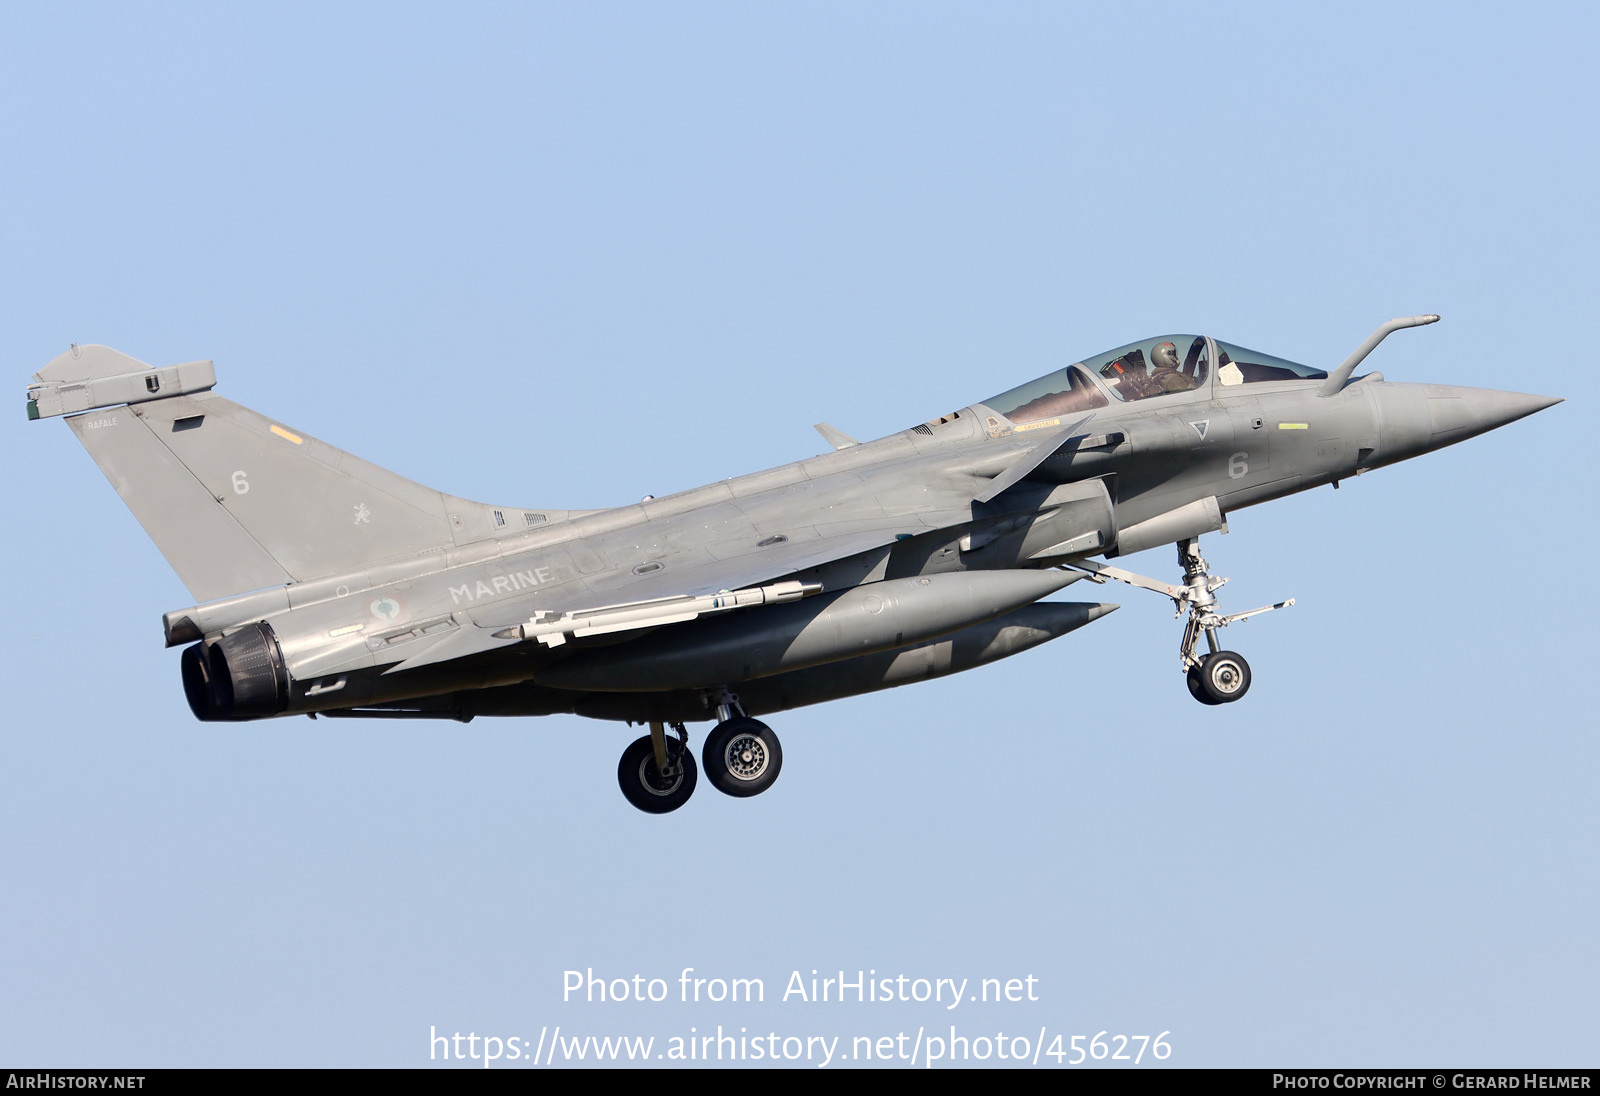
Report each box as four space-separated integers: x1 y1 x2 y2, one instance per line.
1072 537 1291 706
1187 649 1252 705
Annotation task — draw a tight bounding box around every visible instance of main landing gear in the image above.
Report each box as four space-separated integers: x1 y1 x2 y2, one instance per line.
1072 537 1292 707
703 717 784 797
617 722 697 814
615 692 784 813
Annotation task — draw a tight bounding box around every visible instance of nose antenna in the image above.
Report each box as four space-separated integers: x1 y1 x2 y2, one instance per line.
1319 314 1440 397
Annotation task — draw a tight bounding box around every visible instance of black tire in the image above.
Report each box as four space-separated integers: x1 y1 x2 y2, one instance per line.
617 734 697 814
701 717 783 798
1197 651 1251 704
1187 662 1222 705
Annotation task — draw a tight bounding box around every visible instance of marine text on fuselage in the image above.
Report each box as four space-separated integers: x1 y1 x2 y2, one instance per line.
449 566 555 605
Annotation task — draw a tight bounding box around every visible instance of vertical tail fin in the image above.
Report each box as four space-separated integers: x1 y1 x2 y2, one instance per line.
30 345 565 603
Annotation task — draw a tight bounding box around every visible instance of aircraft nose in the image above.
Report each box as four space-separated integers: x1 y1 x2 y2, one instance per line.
1423 385 1563 446
1371 383 1563 466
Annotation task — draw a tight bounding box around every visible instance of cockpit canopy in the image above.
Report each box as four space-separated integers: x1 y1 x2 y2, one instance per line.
1212 339 1328 386
982 334 1329 424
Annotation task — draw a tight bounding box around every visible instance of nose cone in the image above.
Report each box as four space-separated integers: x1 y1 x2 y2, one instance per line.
1371 383 1563 467
1424 386 1564 446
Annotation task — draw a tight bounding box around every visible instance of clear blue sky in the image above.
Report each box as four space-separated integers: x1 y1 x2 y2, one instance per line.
3 1 1593 1068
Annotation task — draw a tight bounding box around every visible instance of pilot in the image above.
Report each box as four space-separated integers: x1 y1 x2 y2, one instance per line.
1150 341 1198 393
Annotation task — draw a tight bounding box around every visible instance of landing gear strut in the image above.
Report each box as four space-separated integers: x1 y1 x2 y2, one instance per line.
1072 537 1292 706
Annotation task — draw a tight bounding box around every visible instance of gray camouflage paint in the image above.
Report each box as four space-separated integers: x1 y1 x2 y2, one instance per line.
26 325 1561 727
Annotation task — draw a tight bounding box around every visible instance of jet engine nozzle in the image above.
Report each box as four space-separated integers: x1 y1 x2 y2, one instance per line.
181 621 290 721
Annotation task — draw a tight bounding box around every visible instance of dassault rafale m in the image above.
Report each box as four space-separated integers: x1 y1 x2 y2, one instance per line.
27 317 1560 813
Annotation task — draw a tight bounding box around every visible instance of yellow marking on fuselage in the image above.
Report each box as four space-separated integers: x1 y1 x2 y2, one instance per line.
1277 422 1309 430
271 424 304 444
1012 418 1061 432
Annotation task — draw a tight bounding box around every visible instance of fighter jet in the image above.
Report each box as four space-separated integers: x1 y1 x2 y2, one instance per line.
26 317 1560 812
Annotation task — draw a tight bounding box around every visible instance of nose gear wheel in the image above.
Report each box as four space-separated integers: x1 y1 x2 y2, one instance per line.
1191 651 1251 704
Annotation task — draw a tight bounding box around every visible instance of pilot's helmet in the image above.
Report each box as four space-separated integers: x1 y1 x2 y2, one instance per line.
1151 342 1180 373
